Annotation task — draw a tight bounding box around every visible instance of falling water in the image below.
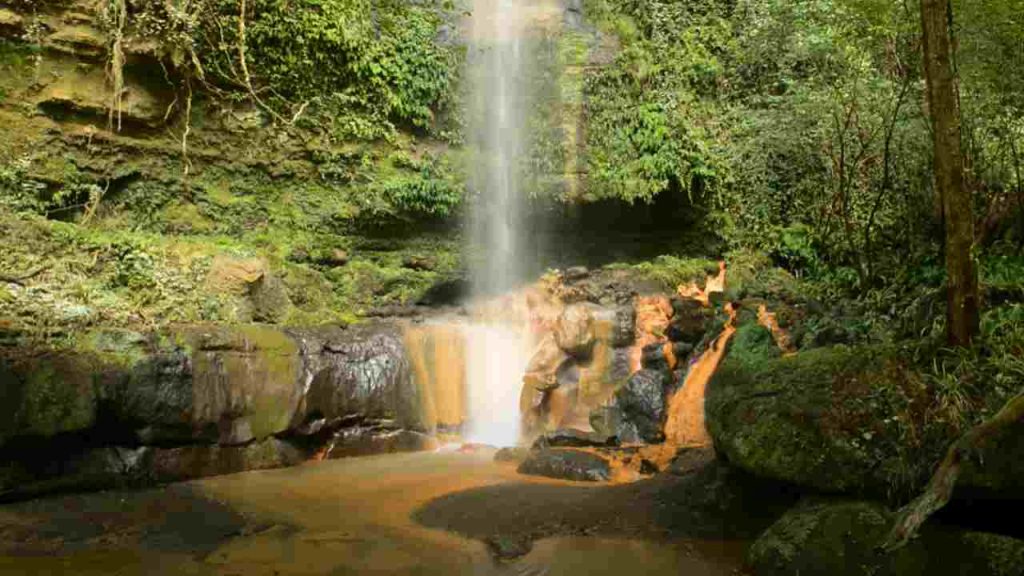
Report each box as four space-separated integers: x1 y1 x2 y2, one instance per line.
462 0 536 446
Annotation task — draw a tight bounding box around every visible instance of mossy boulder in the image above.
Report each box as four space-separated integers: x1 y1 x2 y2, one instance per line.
112 325 304 445
248 273 293 324
706 321 950 497
750 499 1024 576
0 353 98 446
749 499 927 576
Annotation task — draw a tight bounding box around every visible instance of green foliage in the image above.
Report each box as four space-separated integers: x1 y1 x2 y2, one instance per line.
581 0 728 203
584 0 1023 288
187 0 461 140
608 255 718 290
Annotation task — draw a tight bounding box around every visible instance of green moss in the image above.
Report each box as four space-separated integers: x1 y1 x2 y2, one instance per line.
708 323 956 498
607 255 718 291
749 499 928 576
0 355 98 444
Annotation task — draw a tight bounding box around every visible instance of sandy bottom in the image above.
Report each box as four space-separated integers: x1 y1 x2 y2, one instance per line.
0 451 747 576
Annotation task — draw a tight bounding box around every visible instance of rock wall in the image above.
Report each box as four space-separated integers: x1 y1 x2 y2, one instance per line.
0 321 435 500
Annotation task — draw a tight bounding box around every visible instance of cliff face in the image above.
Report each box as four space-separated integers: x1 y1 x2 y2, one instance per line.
0 0 474 334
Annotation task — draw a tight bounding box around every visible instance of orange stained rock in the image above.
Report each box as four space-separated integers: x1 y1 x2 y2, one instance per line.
677 261 726 306
757 303 796 354
629 295 674 373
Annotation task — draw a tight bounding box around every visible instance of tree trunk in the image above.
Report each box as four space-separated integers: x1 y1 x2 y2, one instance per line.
920 0 979 346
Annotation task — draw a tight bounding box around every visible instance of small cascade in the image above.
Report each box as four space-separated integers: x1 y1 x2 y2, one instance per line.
403 323 468 437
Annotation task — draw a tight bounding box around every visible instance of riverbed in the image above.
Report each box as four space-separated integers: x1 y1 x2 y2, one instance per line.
0 450 758 575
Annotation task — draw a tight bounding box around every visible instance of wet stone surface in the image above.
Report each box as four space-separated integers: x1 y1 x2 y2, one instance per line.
517 448 611 482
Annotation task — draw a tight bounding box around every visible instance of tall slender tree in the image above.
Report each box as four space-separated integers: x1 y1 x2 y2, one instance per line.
920 0 979 346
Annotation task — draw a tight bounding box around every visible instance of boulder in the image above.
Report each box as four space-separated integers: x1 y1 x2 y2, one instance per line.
532 428 619 449
0 321 433 501
325 427 438 458
298 323 425 432
640 341 671 371
114 325 305 446
517 448 610 482
522 333 569 392
0 353 98 448
553 303 595 357
750 499 1024 576
667 297 714 345
494 446 531 463
749 500 926 576
248 273 292 323
707 321 930 496
148 439 307 483
615 369 669 443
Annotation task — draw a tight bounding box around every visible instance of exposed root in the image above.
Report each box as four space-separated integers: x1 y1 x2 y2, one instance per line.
883 391 1024 550
181 80 193 176
105 0 127 132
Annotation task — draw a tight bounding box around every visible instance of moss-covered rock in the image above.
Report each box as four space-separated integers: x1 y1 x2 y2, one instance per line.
749 499 1024 576
707 320 952 498
0 353 98 446
749 499 927 576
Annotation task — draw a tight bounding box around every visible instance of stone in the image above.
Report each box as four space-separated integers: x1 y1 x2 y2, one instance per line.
248 273 292 323
517 448 611 482
121 325 304 445
749 499 1024 576
640 341 671 371
494 446 531 463
0 8 24 35
522 333 569 391
564 266 589 280
149 438 306 483
321 249 349 267
553 303 596 357
326 427 438 458
667 297 714 345
0 353 98 448
485 534 533 561
749 500 927 576
532 428 619 449
301 323 425 431
706 320 984 496
615 369 668 443
667 446 715 476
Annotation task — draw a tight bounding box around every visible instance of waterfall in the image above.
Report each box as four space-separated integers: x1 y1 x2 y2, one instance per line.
462 0 535 446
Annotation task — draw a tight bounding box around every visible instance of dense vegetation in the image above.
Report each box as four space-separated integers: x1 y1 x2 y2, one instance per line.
0 0 1022 374
577 0 1024 438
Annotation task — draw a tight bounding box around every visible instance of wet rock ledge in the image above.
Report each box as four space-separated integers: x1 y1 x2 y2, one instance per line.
0 322 435 501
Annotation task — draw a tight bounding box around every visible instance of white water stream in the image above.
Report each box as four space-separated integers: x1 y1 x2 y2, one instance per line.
462 0 542 446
